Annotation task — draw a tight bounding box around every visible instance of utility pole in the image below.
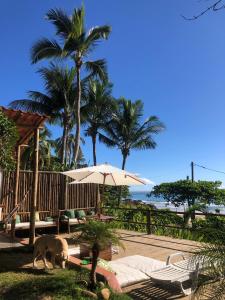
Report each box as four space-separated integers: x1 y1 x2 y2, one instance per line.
191 161 194 182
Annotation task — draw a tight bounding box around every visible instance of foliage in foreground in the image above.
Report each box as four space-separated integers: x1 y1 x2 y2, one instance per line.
74 221 124 290
0 268 130 300
0 111 18 170
193 230 225 300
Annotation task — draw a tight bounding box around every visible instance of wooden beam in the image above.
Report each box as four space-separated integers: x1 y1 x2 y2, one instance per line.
29 128 39 245
11 145 21 239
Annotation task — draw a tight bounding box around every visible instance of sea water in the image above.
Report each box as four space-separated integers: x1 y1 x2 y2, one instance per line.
130 191 225 214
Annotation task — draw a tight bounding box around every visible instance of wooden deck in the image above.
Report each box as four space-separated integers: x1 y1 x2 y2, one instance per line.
115 230 201 300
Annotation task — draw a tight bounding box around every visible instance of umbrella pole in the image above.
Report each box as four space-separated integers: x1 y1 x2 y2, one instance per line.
98 174 106 218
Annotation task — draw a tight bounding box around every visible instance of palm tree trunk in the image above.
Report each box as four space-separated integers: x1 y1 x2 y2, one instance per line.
73 64 81 165
62 122 69 165
89 242 100 290
92 135 97 166
118 154 128 206
122 154 127 170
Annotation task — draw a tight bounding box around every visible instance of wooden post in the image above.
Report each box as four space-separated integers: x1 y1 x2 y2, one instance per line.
146 209 152 235
63 176 68 209
29 128 39 245
11 145 21 239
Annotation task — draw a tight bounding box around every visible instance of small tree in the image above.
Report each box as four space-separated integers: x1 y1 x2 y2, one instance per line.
74 221 124 290
150 180 225 208
150 180 225 224
0 111 18 170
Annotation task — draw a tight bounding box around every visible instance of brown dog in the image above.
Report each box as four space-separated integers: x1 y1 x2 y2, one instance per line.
33 235 68 269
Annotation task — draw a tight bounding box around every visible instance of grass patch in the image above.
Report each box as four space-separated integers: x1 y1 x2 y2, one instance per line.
0 251 131 300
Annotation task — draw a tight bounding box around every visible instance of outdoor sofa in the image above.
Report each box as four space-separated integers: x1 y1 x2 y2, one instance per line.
59 208 95 233
5 210 59 234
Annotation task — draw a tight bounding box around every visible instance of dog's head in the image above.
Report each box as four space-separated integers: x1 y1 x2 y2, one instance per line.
60 250 68 269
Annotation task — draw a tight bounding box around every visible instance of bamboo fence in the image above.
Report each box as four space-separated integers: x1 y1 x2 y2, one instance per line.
0 170 98 220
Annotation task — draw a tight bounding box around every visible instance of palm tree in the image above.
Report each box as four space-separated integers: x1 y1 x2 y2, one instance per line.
52 133 86 168
99 98 165 170
10 64 77 166
82 80 115 165
30 6 111 165
74 221 124 290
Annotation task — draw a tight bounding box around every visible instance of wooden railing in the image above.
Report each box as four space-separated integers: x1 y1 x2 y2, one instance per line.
103 206 225 235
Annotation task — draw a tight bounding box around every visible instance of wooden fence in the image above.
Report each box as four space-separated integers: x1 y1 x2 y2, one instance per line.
0 170 98 217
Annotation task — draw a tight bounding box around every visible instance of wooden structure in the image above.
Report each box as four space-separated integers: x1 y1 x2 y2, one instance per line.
0 107 47 244
0 170 98 219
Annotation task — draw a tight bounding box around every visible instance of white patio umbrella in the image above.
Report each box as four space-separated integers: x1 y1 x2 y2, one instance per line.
62 163 147 213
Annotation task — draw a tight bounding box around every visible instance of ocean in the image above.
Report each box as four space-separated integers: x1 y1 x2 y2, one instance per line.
130 191 225 214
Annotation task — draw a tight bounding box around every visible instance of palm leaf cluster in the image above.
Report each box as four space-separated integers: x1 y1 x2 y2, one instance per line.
9 5 165 171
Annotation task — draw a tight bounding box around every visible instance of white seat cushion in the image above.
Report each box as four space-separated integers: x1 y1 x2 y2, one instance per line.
112 255 165 276
68 218 79 224
7 220 56 230
108 261 149 287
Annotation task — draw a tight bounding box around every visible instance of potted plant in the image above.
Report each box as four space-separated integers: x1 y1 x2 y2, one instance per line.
74 220 124 290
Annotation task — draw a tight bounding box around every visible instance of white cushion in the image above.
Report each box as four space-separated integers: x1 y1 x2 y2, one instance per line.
68 218 79 224
112 255 166 276
108 261 149 287
7 220 56 229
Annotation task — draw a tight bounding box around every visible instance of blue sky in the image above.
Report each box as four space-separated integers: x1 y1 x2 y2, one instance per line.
0 0 225 190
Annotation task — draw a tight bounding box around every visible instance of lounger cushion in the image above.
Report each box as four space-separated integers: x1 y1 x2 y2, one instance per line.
15 215 21 224
108 261 149 287
45 217 53 222
75 210 86 219
111 255 165 277
68 218 79 224
7 220 56 230
65 209 75 219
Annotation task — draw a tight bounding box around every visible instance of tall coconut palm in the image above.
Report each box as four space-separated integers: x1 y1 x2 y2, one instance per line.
30 6 111 165
10 64 77 166
99 98 165 170
82 80 115 165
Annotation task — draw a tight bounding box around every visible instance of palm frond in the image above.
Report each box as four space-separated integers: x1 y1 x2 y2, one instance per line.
31 38 63 64
46 8 72 38
84 25 111 51
85 59 108 82
9 99 50 114
98 132 117 148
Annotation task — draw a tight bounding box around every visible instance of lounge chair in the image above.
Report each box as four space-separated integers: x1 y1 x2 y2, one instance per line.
150 252 201 296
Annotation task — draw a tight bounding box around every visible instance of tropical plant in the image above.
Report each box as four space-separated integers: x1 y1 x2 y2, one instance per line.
82 80 114 165
30 6 111 164
52 133 86 168
0 111 18 170
74 221 124 290
19 126 55 170
10 64 77 166
99 98 165 170
193 229 225 300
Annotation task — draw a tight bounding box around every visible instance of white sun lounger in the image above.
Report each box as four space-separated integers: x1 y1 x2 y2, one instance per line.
150 252 201 296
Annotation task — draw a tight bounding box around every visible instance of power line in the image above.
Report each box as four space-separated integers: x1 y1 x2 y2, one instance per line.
194 163 225 175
